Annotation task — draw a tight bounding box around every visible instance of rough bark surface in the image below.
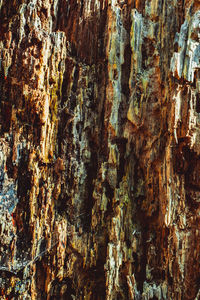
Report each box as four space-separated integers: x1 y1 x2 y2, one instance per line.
0 0 200 299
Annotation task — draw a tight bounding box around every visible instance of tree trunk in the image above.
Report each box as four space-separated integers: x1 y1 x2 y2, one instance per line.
0 0 199 299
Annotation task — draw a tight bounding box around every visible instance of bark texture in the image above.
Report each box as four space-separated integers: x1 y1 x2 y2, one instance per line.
0 0 200 299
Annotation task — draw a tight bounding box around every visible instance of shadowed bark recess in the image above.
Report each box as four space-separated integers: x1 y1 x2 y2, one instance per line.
0 0 200 299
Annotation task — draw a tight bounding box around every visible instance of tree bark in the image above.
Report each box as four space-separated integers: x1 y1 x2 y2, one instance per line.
0 0 199 299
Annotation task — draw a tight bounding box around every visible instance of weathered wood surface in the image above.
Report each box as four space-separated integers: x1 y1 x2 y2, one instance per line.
0 0 200 299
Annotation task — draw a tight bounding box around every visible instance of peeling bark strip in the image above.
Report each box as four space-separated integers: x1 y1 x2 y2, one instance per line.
0 0 200 299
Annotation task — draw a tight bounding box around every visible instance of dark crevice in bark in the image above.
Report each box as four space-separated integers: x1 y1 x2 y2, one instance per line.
115 137 127 187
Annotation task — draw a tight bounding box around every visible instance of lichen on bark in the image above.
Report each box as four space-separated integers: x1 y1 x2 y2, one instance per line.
0 0 200 299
